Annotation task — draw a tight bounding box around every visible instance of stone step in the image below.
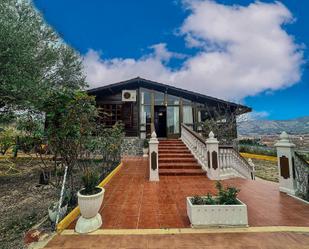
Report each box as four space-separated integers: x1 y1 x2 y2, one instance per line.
158 145 187 149
158 149 191 154
159 154 194 158
159 168 205 176
160 164 201 169
157 139 204 176
159 158 197 163
159 147 188 150
159 141 183 145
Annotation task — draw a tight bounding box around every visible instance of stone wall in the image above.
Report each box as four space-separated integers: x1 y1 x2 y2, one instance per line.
121 137 143 156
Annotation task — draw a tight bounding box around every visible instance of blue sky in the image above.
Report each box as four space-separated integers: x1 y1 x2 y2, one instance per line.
33 0 309 120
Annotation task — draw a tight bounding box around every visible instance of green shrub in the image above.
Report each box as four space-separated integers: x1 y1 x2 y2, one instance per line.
143 139 149 148
81 170 100 195
191 181 240 205
0 128 17 155
238 139 262 146
216 181 240 205
238 144 276 157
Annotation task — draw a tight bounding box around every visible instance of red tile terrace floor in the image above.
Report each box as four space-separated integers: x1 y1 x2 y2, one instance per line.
46 232 309 249
68 157 309 230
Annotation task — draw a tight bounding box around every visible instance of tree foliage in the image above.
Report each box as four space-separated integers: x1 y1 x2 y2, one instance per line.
0 1 125 205
200 105 246 145
0 0 86 122
0 127 17 155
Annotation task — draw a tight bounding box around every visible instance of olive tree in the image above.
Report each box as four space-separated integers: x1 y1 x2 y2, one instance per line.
0 0 86 123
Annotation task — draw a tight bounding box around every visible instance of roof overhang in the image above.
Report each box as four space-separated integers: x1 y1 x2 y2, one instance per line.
87 77 251 115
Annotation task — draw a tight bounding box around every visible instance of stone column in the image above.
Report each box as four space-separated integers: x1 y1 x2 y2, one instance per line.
206 131 220 180
149 131 159 181
274 132 296 195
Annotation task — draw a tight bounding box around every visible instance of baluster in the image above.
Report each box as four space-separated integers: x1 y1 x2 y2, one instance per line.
220 149 224 170
219 149 223 171
221 149 226 168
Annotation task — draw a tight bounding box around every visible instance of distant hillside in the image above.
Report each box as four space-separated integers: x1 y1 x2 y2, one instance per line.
238 116 309 135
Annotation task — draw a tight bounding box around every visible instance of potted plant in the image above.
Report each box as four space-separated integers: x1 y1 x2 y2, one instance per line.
142 139 149 157
187 181 248 227
75 170 104 233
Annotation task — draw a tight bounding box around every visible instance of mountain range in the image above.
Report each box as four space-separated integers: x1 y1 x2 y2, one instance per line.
237 116 309 135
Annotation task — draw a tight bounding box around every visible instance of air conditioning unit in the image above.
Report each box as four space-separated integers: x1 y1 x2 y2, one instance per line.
122 90 136 102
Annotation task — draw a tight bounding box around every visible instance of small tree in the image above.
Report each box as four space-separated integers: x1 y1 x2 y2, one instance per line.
43 91 98 193
0 128 17 155
200 105 238 145
0 0 86 124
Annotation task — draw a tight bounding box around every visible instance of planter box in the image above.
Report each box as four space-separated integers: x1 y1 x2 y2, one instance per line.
186 197 248 227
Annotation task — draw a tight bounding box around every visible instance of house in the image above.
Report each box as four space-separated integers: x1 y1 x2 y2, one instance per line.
88 77 251 139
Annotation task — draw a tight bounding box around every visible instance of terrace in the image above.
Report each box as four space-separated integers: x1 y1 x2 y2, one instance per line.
42 157 309 249
42 129 309 249
65 158 309 230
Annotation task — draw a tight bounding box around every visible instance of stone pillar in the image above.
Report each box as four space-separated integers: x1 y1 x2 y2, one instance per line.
149 131 159 181
206 131 220 180
274 132 296 195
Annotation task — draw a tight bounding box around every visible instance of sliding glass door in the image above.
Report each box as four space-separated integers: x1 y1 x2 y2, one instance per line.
167 106 180 137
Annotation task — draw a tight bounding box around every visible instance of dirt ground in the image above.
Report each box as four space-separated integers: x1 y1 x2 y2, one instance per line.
0 156 118 249
0 158 58 249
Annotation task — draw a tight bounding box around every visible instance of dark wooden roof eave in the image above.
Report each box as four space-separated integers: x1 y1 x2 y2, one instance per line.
87 77 251 115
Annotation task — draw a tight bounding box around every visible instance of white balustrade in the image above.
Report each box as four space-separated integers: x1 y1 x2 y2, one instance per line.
181 124 254 180
181 124 207 171
219 147 253 179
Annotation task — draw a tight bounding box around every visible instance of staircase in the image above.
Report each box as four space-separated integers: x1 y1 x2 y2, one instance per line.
180 124 255 180
158 139 205 176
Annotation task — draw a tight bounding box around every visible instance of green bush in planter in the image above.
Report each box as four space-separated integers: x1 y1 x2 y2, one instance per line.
81 170 100 195
143 139 149 148
191 181 240 205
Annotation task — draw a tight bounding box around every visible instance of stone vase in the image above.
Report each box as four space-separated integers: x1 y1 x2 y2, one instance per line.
143 148 149 157
75 187 104 233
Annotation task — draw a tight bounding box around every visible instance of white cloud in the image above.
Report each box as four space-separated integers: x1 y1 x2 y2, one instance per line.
83 0 303 101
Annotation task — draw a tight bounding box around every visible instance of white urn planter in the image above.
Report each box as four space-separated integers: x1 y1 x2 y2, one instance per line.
186 197 248 227
75 187 105 233
143 148 149 157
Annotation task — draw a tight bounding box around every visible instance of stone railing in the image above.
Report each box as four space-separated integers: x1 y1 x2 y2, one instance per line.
181 124 207 170
181 124 254 180
294 152 309 200
219 146 254 179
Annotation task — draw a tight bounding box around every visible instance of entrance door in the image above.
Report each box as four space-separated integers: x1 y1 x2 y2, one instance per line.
154 106 166 137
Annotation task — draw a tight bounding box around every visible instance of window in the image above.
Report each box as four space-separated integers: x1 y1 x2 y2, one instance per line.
167 106 179 134
182 98 192 105
140 105 151 125
154 91 165 105
140 88 151 105
99 104 122 126
167 94 179 105
140 89 152 137
183 106 193 125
